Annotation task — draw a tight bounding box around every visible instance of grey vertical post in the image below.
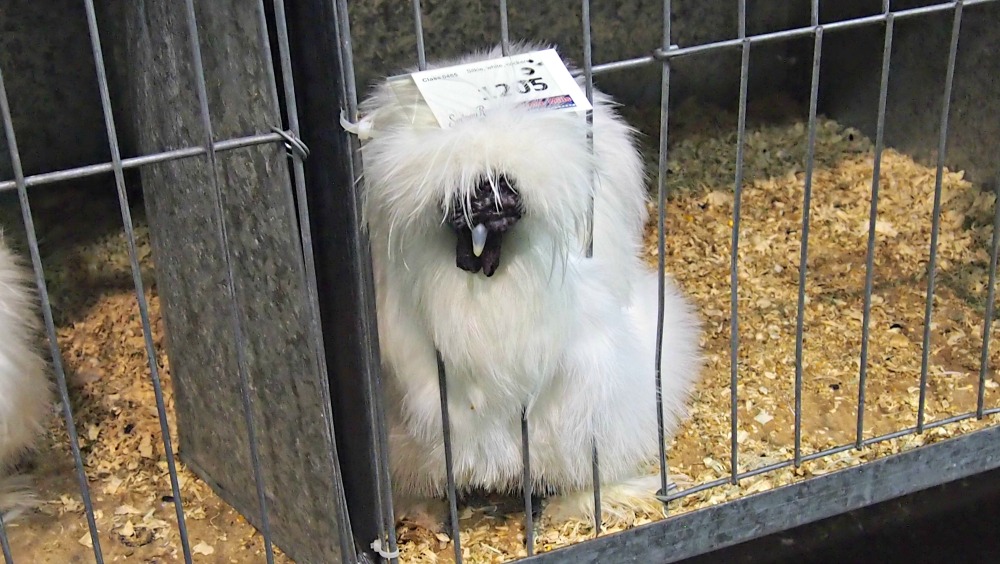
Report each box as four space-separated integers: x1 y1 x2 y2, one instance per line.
283 0 394 560
265 0 359 561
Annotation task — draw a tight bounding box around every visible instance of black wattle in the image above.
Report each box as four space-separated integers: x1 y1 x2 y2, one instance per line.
454 228 505 276
480 232 504 277
455 228 482 274
447 174 521 276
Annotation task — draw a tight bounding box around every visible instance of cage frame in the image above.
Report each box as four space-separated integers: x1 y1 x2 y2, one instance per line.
0 0 998 563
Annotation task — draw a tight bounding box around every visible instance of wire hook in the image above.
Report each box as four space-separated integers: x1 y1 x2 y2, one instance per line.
270 126 311 159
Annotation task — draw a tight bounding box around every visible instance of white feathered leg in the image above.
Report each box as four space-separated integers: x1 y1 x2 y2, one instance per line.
0 235 52 520
0 475 39 522
542 267 701 527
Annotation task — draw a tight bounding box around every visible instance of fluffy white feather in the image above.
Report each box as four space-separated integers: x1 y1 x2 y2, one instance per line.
0 233 51 519
357 42 702 526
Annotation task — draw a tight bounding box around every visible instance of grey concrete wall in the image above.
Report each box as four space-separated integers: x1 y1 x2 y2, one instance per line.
0 0 107 180
346 0 807 110
819 0 1000 187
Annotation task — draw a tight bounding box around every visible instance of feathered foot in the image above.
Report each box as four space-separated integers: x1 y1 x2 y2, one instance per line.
394 495 451 540
459 489 544 521
543 474 689 529
0 474 41 522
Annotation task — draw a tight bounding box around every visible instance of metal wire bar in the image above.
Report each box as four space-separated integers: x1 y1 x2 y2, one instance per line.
435 353 463 563
569 0 1000 78
253 2 306 269
659 476 735 503
334 0 362 141
979 170 1000 418
499 0 511 55
579 0 603 534
403 2 462 560
0 132 288 193
329 1 399 559
0 60 105 564
508 10 528 542
918 1 964 433
866 411 987 443
801 443 857 464
81 4 195 561
582 0 596 261
180 2 276 562
812 0 820 26
856 14 895 449
812 409 991 461
738 0 747 38
729 41 751 484
505 10 525 551
588 436 602 533
412 0 428 69
266 0 361 559
794 28 824 467
654 0 673 502
255 4 283 113
0 511 12 564
521 409 534 556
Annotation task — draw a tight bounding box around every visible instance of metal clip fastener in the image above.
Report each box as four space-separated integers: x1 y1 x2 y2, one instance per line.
270 126 311 159
652 44 682 60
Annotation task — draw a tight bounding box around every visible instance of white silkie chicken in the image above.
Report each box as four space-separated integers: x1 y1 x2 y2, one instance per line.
356 43 701 527
0 233 51 520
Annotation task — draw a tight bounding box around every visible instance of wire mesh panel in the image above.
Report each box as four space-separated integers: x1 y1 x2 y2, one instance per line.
0 1 999 564
334 0 1000 562
0 1 354 563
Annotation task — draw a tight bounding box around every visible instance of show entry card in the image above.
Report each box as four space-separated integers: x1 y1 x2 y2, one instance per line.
398 48 593 129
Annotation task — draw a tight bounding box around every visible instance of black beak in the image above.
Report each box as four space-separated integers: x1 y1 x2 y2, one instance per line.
447 175 522 277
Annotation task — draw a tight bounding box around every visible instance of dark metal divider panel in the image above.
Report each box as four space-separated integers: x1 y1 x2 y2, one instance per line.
283 0 396 561
105 1 354 562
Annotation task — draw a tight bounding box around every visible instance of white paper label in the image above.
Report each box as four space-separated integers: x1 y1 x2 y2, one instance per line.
401 49 593 129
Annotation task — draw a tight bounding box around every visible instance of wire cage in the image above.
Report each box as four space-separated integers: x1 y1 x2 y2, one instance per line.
0 1 999 563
